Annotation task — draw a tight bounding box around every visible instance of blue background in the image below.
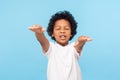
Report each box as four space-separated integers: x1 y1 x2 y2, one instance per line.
0 0 120 80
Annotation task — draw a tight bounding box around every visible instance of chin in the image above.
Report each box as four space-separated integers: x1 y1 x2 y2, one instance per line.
58 41 68 46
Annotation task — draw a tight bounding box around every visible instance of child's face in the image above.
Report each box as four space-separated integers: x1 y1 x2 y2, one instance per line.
52 19 72 46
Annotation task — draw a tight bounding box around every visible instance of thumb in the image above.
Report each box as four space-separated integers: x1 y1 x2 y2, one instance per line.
86 37 92 42
74 41 79 47
42 28 46 32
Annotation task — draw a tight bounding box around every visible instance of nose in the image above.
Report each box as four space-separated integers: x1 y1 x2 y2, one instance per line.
60 29 65 33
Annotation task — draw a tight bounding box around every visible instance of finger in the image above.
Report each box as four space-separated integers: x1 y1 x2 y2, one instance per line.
42 28 46 32
74 41 79 47
29 25 40 30
28 27 34 30
86 37 92 41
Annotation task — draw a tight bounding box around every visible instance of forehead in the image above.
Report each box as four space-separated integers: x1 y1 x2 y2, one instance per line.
54 19 70 26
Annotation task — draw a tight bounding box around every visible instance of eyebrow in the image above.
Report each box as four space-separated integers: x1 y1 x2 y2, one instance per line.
54 25 70 27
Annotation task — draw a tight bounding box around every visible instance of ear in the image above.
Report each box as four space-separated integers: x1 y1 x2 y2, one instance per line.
52 34 54 37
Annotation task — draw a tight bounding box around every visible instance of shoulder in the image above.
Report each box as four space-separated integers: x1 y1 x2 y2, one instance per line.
42 42 54 55
69 42 76 48
69 42 81 59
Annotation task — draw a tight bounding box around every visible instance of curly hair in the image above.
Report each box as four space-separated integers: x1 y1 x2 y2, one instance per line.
47 10 77 40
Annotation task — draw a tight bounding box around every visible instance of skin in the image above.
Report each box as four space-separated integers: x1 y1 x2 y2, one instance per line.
29 19 92 54
52 19 72 46
29 24 49 52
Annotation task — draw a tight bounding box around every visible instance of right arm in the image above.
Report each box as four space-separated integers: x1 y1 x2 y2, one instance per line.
29 25 49 52
74 36 92 55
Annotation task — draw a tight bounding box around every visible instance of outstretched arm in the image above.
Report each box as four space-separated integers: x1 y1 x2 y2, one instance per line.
74 36 92 55
29 25 49 53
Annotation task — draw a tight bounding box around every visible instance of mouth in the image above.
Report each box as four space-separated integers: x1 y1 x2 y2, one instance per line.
59 35 66 40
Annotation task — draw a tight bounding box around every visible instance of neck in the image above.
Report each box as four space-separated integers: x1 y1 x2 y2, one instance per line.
56 42 68 46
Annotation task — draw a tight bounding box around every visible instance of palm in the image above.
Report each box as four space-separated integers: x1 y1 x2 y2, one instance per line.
29 25 45 33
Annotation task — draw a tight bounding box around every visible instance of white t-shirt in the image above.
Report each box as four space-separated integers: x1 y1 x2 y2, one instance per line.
43 42 82 80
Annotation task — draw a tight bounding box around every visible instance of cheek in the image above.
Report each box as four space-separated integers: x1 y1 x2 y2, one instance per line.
52 31 58 37
65 31 72 38
69 31 72 37
67 30 72 35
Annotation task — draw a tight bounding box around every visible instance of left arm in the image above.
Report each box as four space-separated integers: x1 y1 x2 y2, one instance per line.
74 36 92 54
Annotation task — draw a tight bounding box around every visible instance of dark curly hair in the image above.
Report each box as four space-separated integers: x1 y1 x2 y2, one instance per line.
47 10 77 40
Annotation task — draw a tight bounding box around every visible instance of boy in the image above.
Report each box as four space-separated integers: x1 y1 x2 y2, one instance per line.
29 11 92 80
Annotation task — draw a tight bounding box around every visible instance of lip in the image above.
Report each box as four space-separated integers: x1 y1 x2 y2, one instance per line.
59 35 66 40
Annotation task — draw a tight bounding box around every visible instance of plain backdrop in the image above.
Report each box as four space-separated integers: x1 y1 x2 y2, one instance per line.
0 0 120 80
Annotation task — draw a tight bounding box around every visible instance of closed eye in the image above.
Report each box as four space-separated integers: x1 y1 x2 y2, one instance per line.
64 27 70 30
55 26 60 30
55 28 60 30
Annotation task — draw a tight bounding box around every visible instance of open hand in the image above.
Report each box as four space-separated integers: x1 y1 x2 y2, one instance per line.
29 24 45 33
74 36 92 47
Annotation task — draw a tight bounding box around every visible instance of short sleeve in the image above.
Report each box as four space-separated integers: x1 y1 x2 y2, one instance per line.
71 42 82 60
42 42 52 58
